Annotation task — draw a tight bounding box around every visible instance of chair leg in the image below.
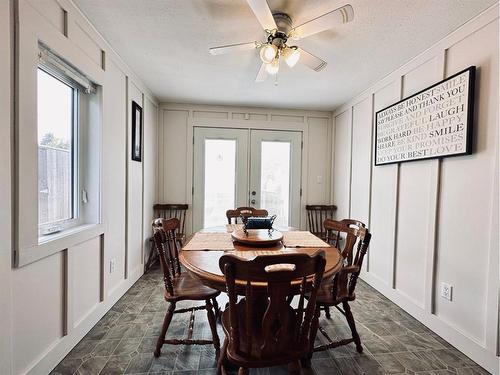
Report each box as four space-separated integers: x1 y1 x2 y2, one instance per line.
343 301 363 353
288 360 301 375
155 302 176 357
212 296 220 318
238 367 248 375
302 305 321 368
324 305 331 319
206 298 221 357
217 337 228 375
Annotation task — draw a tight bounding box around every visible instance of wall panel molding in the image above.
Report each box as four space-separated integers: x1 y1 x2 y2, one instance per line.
424 49 447 314
2 0 159 373
333 4 499 373
332 109 352 220
26 269 142 375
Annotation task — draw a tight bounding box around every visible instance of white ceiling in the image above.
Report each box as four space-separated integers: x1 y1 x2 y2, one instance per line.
74 0 495 111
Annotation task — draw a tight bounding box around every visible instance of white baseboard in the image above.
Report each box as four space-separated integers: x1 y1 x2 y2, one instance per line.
360 273 499 374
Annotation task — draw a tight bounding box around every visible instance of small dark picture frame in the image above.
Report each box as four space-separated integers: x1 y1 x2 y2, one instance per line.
131 101 142 162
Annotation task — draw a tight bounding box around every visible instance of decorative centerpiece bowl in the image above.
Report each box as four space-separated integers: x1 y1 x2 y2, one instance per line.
242 215 276 233
231 215 283 246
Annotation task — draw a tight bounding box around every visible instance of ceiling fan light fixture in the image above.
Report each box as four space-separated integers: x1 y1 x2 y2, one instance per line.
259 44 277 64
265 58 279 75
209 1 348 82
283 47 301 67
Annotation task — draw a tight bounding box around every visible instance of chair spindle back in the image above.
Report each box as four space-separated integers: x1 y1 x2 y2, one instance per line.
152 218 182 295
226 207 269 224
323 218 371 300
305 205 337 240
153 204 188 236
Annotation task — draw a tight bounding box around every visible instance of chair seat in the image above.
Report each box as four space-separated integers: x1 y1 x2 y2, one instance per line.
164 272 220 302
314 282 355 305
221 299 306 367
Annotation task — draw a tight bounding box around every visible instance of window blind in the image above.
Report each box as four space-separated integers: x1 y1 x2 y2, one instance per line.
38 42 97 94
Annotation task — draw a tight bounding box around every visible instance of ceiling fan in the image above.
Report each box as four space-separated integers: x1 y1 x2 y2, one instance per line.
209 0 354 83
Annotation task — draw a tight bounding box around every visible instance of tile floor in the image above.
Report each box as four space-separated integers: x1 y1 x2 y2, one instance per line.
51 266 490 375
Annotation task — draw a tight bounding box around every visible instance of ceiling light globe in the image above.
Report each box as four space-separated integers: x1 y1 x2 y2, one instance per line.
284 48 301 67
260 44 277 64
265 59 279 75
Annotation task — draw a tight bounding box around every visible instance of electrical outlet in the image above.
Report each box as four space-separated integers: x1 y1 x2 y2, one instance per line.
440 282 453 301
109 259 116 274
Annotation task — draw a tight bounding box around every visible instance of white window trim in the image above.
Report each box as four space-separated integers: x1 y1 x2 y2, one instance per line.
15 35 103 267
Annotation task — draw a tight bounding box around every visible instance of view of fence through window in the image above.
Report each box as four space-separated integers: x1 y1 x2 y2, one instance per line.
37 68 75 228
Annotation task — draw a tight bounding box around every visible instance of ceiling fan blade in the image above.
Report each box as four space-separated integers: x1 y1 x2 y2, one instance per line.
209 41 257 55
255 63 268 82
246 0 277 31
297 48 327 72
292 4 354 39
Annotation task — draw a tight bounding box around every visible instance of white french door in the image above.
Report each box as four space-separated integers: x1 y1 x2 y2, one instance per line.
193 127 302 231
249 130 302 228
193 127 249 231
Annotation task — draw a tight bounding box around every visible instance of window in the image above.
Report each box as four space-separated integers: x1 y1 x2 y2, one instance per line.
203 139 236 228
35 44 99 241
37 68 78 235
260 141 291 227
16 40 102 265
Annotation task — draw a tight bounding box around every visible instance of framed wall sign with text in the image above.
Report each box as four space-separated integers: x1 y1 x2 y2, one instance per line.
374 66 475 166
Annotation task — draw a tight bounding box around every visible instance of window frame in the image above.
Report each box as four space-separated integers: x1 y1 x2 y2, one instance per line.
15 10 105 267
37 67 83 238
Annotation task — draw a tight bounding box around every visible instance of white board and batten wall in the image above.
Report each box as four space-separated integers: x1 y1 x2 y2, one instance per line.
332 4 499 373
0 0 158 374
158 103 333 234
0 1 13 374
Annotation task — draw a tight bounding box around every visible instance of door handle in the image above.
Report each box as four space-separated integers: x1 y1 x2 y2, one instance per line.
251 191 256 196
251 199 256 204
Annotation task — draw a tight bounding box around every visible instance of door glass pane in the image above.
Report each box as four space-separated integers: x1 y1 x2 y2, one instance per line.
37 68 75 227
204 139 236 228
260 141 290 226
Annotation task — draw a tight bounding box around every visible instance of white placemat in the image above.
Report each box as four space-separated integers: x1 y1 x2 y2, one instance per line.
182 232 235 251
282 231 331 248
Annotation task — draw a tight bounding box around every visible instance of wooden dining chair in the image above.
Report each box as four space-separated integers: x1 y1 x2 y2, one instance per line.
325 218 366 247
153 203 189 243
217 251 326 375
145 204 189 272
305 205 337 241
226 207 269 224
311 218 371 354
340 218 366 231
152 218 221 358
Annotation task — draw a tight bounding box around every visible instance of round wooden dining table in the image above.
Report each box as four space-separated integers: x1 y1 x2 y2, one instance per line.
179 226 343 292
